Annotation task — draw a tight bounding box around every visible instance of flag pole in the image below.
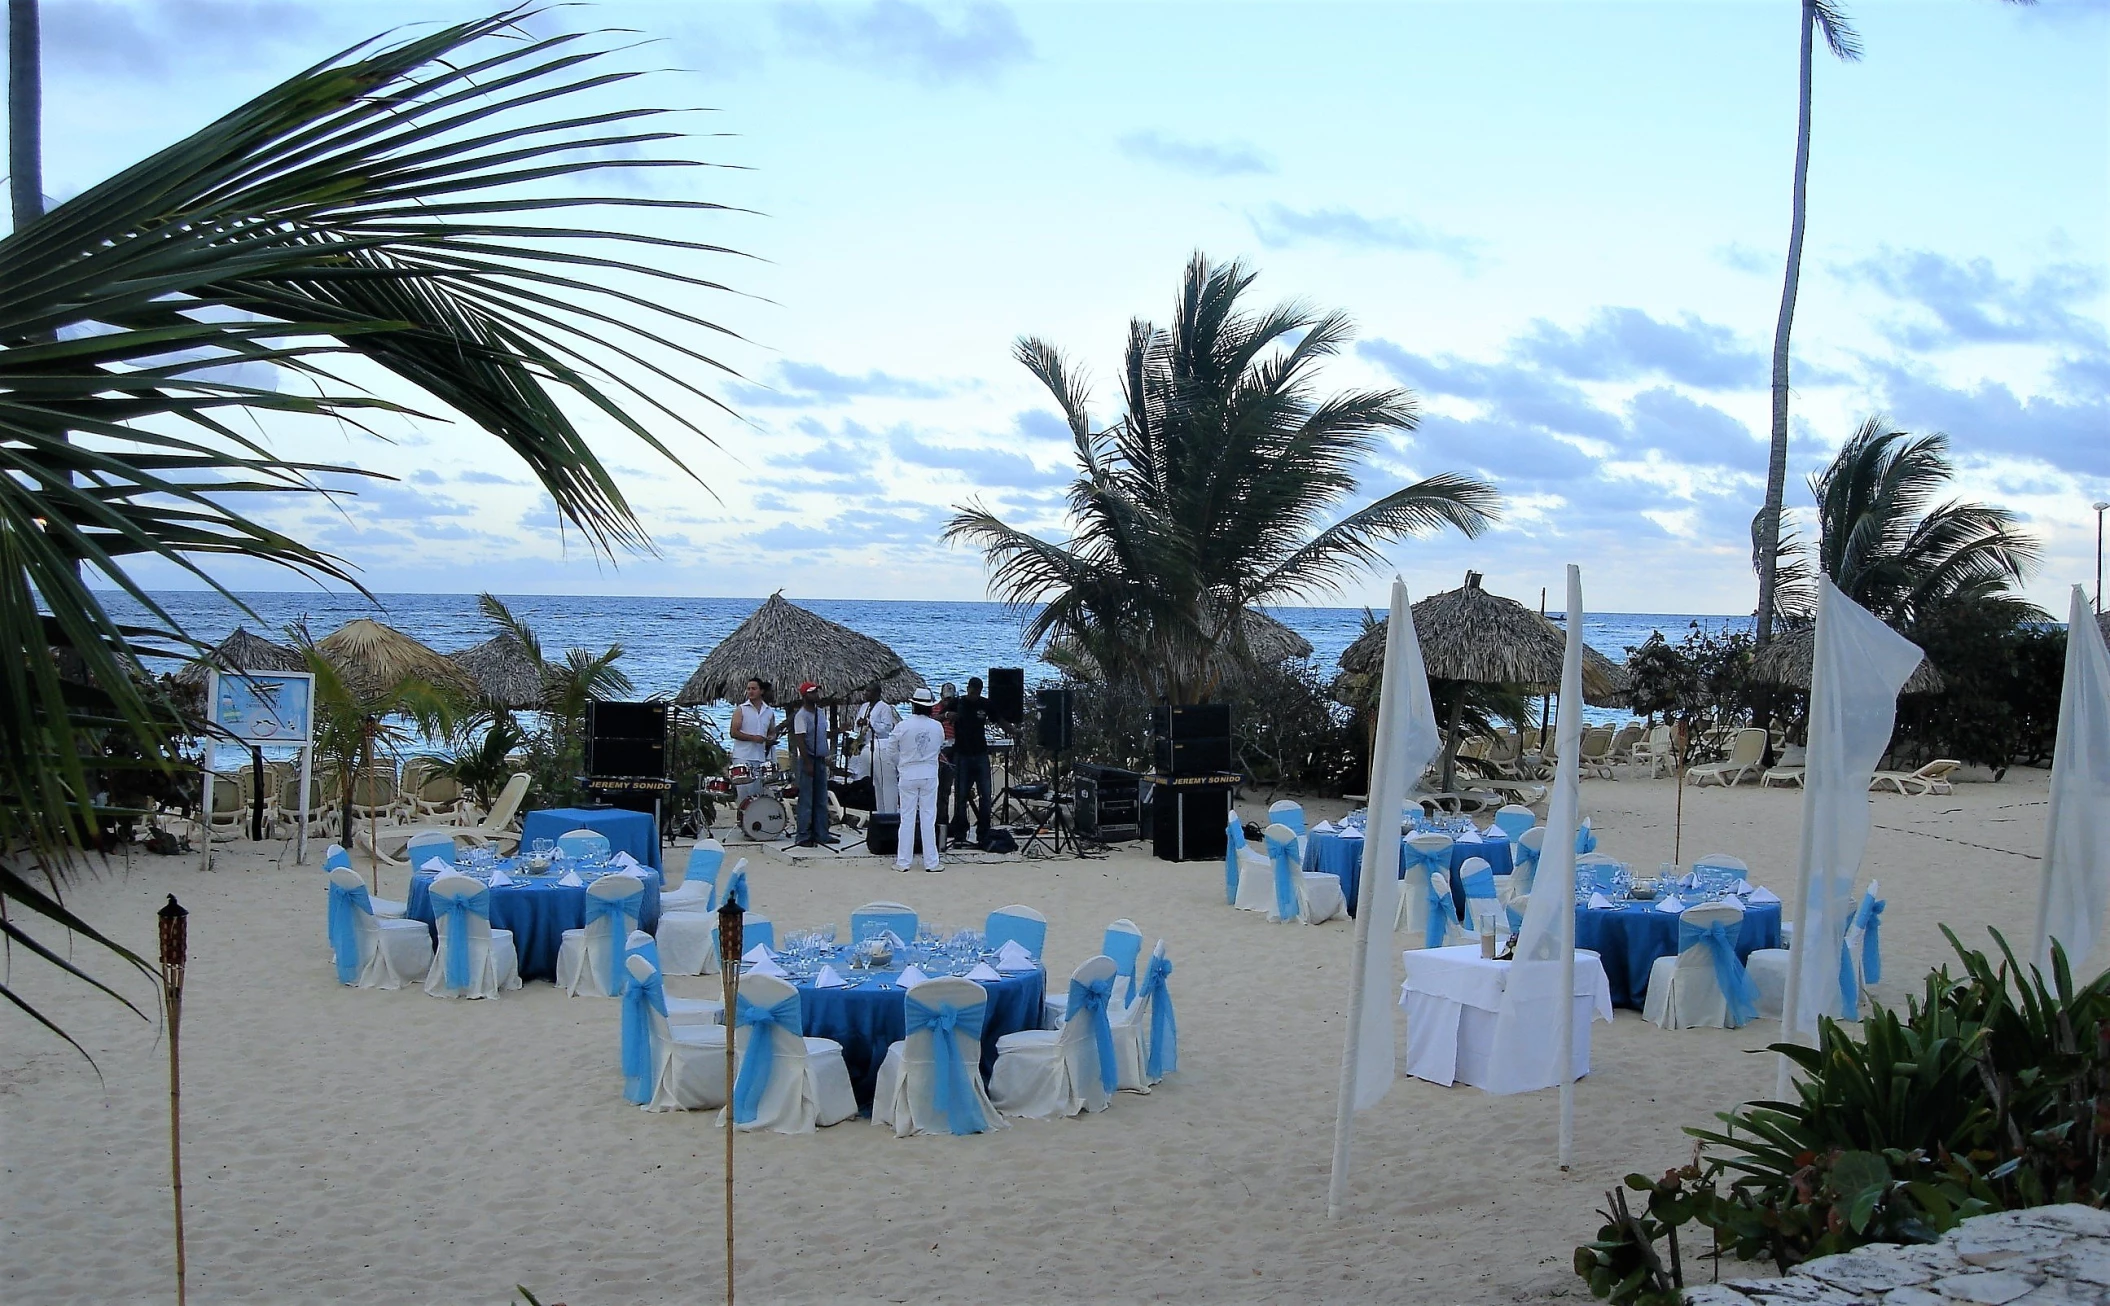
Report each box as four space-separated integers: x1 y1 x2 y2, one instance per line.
1556 566 1583 1169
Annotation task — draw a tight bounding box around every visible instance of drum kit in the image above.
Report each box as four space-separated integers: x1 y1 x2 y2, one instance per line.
716 763 796 840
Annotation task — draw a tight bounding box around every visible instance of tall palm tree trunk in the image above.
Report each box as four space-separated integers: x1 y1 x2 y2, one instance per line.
7 0 38 233
1755 1 1818 647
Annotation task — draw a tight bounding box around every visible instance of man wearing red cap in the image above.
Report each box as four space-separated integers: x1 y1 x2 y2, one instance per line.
789 680 837 847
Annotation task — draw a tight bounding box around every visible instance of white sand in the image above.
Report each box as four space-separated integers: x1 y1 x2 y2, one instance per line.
1 772 2051 1304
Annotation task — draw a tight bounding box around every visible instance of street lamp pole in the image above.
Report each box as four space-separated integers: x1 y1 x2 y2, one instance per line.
2094 502 2109 615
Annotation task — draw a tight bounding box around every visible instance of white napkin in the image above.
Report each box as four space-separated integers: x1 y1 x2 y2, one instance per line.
812 964 848 989
1313 820 1337 834
1588 891 1616 910
488 866 514 887
557 870 584 887
966 961 1002 982
995 940 1036 972
742 943 775 964
420 856 453 874
1749 885 1782 905
1655 895 1688 914
1456 828 1482 843
618 866 650 880
896 964 929 988
610 851 639 869
1732 878 1754 895
747 956 787 978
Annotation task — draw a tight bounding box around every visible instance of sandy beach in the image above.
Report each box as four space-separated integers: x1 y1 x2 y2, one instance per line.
1 771 2051 1304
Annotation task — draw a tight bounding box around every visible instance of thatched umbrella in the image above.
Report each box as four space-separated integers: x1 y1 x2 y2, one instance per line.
178 627 307 839
1749 624 1945 695
450 633 555 709
676 593 927 705
1338 571 1631 790
316 618 477 700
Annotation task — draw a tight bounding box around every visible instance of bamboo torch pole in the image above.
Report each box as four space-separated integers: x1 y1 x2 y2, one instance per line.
717 897 744 1306
158 895 189 1306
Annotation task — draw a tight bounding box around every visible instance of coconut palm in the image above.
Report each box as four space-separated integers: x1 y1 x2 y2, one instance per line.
297 639 461 871
945 253 1500 704
3 10 742 1046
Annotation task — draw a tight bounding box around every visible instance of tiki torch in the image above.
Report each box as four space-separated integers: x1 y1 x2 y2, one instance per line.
718 895 743 1306
158 894 189 1306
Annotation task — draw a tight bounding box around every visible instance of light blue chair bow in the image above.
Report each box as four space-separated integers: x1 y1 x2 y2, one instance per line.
326 879 372 985
433 885 493 992
620 964 667 1104
1679 916 1759 1027
1855 890 1884 986
732 990 803 1125
985 909 1047 958
1511 840 1542 895
1066 974 1119 1096
1575 820 1597 855
1136 953 1177 1080
1265 826 1301 923
625 929 662 973
905 992 990 1135
1404 843 1455 948
1101 924 1144 1006
1223 812 1244 905
586 889 644 996
558 829 612 861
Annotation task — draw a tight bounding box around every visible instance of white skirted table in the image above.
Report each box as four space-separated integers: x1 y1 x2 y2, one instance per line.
1399 946 1616 1093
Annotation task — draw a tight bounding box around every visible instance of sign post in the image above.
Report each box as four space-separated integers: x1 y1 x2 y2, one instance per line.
202 669 317 863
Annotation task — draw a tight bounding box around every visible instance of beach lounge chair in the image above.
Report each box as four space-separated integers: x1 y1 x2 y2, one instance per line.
1871 759 1960 796
990 955 1120 1118
722 973 857 1132
1686 728 1768 787
421 872 521 999
555 874 648 998
324 867 432 989
1110 939 1175 1093
1607 723 1644 765
1579 727 1616 780
624 954 729 1111
400 758 467 822
367 772 530 864
1629 725 1675 778
1642 902 1760 1030
872 978 1008 1137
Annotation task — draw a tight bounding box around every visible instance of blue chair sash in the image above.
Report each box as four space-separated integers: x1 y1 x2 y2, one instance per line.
722 868 749 911
434 887 491 991
1576 821 1597 855
1066 976 1119 1095
1404 846 1453 948
323 845 352 872
1223 814 1242 906
1138 955 1177 1079
733 991 802 1125
1511 842 1542 894
1680 918 1759 1027
905 996 989 1135
1458 861 1496 903
1102 931 1143 1006
1857 895 1884 985
1270 806 1306 835
586 893 642 995
326 881 370 984
986 912 1047 958
1840 935 1860 1014
1493 810 1534 841
620 968 667 1104
1265 830 1300 923
689 846 726 910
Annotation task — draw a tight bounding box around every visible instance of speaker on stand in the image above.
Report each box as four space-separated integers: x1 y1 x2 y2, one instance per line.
1023 687 1083 857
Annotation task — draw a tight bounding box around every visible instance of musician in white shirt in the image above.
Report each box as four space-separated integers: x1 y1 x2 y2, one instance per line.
729 678 776 802
892 688 946 872
849 683 899 782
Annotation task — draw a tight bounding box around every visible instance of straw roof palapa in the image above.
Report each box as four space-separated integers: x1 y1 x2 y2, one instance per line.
1338 572 1631 707
315 618 477 700
1749 624 1945 695
175 626 305 690
676 593 927 704
450 633 557 709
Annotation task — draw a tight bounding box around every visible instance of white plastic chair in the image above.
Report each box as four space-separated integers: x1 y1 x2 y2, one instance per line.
1491 804 1536 841
1111 940 1176 1093
989 955 1119 1119
1687 728 1768 787
985 904 1048 958
720 973 857 1133
850 902 918 944
1643 902 1759 1029
555 874 648 998
371 772 530 864
325 867 432 989
421 872 521 999
556 828 613 860
662 839 723 910
626 954 730 1111
872 977 1008 1137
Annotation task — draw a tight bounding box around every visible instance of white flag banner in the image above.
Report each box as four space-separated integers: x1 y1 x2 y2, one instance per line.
1783 578 1922 1042
1486 564 1584 1101
2034 585 2110 974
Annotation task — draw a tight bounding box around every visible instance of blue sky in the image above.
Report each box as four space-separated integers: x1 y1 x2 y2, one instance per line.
28 0 2110 613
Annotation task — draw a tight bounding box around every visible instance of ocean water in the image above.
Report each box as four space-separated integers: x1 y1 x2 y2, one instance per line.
112 590 1747 705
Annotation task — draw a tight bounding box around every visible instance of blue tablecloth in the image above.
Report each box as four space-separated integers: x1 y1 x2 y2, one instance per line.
520 807 660 871
1303 831 1516 917
406 866 663 982
794 963 1047 1114
1576 900 1782 1009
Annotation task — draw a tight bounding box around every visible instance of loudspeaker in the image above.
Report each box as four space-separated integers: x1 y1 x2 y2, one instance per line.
1151 703 1232 740
1035 688 1074 751
1153 735 1232 776
1148 783 1233 862
865 813 899 857
1073 763 1141 841
585 700 667 778
988 667 1025 724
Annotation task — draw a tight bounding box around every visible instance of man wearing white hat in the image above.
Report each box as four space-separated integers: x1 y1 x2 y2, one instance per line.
893 688 946 872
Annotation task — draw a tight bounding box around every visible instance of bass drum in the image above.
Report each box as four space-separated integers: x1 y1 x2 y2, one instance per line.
739 792 788 840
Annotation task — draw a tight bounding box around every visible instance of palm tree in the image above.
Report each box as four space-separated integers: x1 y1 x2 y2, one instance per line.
297 642 460 876
946 253 1500 704
3 10 742 1047
1753 0 1862 649
1783 417 2042 631
8 0 40 233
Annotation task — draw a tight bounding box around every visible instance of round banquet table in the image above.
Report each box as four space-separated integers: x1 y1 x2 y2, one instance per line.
519 806 661 871
1303 831 1515 917
1575 899 1782 1009
785 958 1047 1115
406 866 662 983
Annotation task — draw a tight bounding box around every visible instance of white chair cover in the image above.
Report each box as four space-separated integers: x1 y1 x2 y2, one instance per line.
627 954 730 1112
422 872 521 999
1111 939 1177 1092
1492 804 1536 841
1232 830 1277 912
985 905 1047 958
556 828 612 860
1262 822 1346 925
662 839 724 909
872 978 1007 1137
719 973 857 1133
404 832 458 875
325 867 431 989
989 955 1119 1119
1642 902 1759 1029
850 902 918 944
1397 832 1457 938
555 874 647 997
624 930 721 1026
1266 800 1306 835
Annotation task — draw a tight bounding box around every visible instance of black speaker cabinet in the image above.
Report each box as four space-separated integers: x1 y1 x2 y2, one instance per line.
1150 703 1231 740
988 667 1025 724
1073 763 1141 841
1152 735 1232 776
1146 780 1233 862
1035 687 1074 751
585 700 668 778
866 813 899 857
